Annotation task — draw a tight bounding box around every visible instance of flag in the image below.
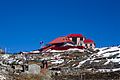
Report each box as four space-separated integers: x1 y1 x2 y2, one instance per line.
40 41 44 44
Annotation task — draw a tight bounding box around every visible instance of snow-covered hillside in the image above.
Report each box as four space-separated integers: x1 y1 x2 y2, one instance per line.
94 46 120 64
76 46 120 72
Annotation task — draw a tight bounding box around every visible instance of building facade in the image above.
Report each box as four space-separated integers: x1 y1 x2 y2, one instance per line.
40 34 95 52
67 34 86 46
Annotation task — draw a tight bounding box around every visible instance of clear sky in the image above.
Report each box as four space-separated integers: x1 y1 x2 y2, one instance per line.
0 0 120 53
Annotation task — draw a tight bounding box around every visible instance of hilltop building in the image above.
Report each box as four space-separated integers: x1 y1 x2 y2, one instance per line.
40 34 95 52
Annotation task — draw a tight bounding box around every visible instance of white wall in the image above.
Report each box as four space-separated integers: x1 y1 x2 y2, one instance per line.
84 43 95 49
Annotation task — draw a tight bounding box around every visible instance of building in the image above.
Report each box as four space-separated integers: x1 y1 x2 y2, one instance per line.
84 39 95 49
67 34 86 46
40 34 95 52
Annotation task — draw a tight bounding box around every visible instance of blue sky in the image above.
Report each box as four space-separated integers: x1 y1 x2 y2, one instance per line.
0 0 120 53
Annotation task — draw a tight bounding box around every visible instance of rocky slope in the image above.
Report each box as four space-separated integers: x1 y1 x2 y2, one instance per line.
77 46 120 72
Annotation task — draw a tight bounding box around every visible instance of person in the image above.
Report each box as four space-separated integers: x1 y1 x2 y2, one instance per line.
41 60 44 68
45 60 48 68
42 59 48 69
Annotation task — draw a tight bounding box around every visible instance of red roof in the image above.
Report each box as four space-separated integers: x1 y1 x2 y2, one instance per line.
51 46 85 50
84 39 94 43
67 34 83 37
42 45 55 52
49 36 72 44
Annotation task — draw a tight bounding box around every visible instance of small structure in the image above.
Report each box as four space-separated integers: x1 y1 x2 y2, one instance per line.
84 39 95 49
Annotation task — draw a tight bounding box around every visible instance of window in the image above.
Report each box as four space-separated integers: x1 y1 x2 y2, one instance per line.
85 44 88 47
80 43 82 46
90 44 92 46
72 37 77 44
80 37 83 41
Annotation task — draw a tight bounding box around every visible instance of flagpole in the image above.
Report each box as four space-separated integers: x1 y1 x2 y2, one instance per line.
5 48 7 54
40 41 44 48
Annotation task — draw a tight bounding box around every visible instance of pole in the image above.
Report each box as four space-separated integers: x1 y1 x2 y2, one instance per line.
5 48 7 54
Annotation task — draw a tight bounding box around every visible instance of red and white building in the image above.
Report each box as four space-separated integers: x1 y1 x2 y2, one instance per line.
84 39 95 49
40 34 95 52
67 34 86 46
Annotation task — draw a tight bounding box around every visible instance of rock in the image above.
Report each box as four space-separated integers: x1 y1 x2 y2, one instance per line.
28 64 41 74
0 75 6 80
